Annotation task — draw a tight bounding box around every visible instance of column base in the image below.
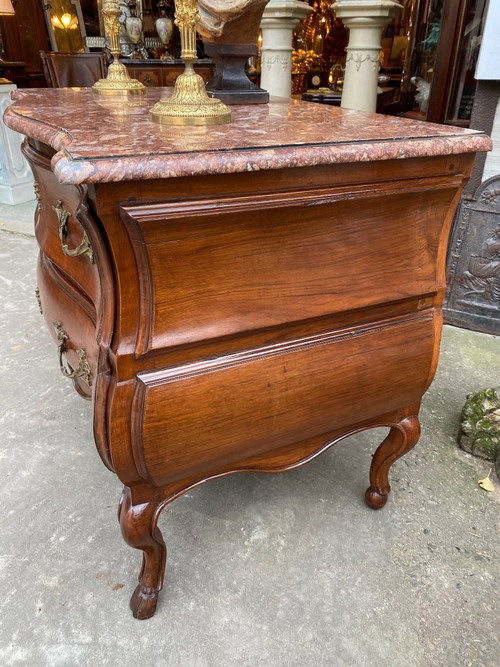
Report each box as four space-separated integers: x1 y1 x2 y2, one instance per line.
0 182 36 206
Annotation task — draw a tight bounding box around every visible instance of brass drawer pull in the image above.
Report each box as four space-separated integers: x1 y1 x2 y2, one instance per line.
35 287 43 315
34 181 42 212
53 200 95 264
53 321 92 387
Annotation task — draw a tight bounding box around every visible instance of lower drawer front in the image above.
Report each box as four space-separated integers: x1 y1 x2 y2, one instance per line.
136 312 437 487
37 253 98 399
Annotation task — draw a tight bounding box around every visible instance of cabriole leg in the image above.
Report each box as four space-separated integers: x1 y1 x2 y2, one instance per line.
365 415 421 509
118 487 167 620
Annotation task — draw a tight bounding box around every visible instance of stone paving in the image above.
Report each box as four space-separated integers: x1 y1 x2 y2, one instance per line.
1 209 499 666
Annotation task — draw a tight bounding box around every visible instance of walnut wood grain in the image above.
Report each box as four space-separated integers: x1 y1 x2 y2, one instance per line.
6 89 490 619
118 486 166 620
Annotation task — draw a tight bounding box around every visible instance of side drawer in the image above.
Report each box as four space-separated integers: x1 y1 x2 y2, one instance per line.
37 253 99 400
133 311 438 488
30 156 101 307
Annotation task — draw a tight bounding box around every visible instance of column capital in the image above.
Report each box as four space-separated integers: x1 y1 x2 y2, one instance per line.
332 0 403 22
261 0 313 24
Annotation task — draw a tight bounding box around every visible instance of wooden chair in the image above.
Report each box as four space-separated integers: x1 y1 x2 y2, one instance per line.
40 51 107 88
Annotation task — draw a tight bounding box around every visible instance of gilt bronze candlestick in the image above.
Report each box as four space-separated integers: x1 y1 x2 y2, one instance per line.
150 0 231 125
93 0 145 96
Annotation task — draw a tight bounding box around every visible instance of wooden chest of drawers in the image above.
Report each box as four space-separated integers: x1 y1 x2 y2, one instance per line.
123 59 214 88
5 88 491 619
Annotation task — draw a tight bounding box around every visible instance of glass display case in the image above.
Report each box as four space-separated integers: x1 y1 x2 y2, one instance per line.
444 0 486 126
291 0 488 122
400 0 487 125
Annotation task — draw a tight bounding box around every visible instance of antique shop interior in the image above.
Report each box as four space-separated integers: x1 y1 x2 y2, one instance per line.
0 0 489 126
2 0 498 340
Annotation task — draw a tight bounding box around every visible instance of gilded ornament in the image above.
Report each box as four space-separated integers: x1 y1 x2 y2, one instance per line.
53 321 93 387
35 287 43 315
150 0 231 126
34 181 42 212
93 0 145 96
53 200 95 264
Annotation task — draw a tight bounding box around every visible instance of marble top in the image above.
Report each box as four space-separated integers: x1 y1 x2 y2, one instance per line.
4 88 492 185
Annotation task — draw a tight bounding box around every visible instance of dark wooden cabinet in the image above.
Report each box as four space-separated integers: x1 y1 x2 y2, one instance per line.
5 88 490 620
0 1 49 87
123 59 214 87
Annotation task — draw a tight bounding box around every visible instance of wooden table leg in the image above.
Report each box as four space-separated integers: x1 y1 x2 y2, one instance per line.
365 413 421 509
118 486 167 620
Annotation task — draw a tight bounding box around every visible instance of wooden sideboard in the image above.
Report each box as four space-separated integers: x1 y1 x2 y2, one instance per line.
122 59 214 87
4 89 491 619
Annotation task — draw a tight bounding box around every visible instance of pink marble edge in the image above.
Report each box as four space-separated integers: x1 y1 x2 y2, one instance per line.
4 89 493 186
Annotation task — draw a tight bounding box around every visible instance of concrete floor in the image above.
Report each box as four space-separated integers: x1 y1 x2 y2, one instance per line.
1 203 500 666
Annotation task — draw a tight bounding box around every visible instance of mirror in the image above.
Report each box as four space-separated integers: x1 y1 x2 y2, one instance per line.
43 0 87 52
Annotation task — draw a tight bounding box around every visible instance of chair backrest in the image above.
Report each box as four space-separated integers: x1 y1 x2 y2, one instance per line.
40 51 106 88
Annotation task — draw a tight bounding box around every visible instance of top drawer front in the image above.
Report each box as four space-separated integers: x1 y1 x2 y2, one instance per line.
121 179 459 356
31 160 101 307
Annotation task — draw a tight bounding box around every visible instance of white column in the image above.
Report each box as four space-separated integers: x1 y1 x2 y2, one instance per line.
0 84 35 205
332 0 402 112
260 0 313 98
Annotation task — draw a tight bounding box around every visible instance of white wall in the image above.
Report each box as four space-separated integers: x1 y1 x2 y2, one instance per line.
475 0 500 80
482 97 500 182
476 0 500 181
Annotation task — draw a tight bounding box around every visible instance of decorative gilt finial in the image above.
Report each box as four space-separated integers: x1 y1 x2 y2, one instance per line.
93 0 145 96
150 0 231 125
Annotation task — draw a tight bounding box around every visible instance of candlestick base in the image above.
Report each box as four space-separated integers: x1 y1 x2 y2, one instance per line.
150 65 231 126
93 61 146 96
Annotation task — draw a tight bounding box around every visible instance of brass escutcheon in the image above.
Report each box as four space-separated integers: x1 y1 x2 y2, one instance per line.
53 200 95 264
33 182 42 212
35 287 43 315
53 321 92 387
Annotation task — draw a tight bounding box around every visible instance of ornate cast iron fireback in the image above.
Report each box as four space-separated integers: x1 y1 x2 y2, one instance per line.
444 175 500 335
